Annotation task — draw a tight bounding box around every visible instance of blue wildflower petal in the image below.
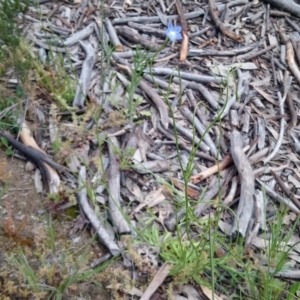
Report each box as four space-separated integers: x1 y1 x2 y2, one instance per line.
176 33 183 40
167 22 173 31
165 22 182 41
174 26 182 34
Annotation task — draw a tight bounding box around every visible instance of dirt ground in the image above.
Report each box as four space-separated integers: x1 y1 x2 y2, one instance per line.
0 149 111 300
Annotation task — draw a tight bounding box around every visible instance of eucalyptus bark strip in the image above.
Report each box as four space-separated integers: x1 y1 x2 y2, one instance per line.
140 263 172 300
180 106 218 158
190 153 233 184
287 91 297 129
112 9 204 24
139 79 169 129
107 137 131 233
145 67 223 84
189 42 260 57
73 41 97 108
263 91 287 164
78 167 121 256
34 40 68 53
172 78 220 110
262 267 300 279
128 22 166 38
105 18 123 52
257 117 266 150
271 55 277 87
217 85 245 119
208 0 243 42
236 44 276 61
168 117 210 152
194 174 231 217
117 26 161 51
285 17 300 33
223 176 238 206
47 3 61 19
175 0 188 61
133 160 172 174
144 74 180 94
263 0 300 17
257 179 300 213
248 147 269 164
186 89 210 128
117 64 169 129
271 170 300 210
280 27 300 84
64 23 94 47
230 130 254 237
254 189 267 231
261 54 286 70
157 123 215 162
290 32 300 65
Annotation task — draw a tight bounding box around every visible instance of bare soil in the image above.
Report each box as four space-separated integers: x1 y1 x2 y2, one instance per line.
0 149 110 300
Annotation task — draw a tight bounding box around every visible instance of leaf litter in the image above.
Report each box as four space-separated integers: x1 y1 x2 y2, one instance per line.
2 0 300 298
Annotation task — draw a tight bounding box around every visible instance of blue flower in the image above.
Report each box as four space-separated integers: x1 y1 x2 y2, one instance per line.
165 23 182 42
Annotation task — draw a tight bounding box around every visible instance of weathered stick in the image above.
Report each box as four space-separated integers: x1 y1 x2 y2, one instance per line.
175 0 188 62
78 167 121 256
230 130 254 237
116 26 161 51
190 154 233 184
287 91 297 130
20 122 60 193
107 137 131 233
189 42 260 57
262 0 300 17
105 18 123 52
208 0 243 42
263 90 288 164
168 117 210 152
112 9 204 24
64 23 94 47
280 27 300 84
145 67 223 83
140 263 172 300
180 106 219 158
271 170 300 210
73 41 97 108
257 179 300 213
117 64 169 129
